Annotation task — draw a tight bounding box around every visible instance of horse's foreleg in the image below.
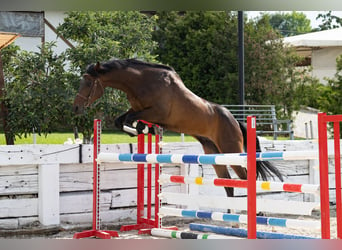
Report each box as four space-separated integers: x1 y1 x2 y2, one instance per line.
123 108 167 133
114 110 141 136
117 109 162 135
114 110 131 130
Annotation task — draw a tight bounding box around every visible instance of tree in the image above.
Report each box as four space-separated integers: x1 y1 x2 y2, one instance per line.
153 11 308 121
1 11 158 144
318 55 342 115
153 11 239 104
0 44 20 144
1 42 74 143
57 11 158 140
244 15 316 120
261 11 312 37
315 11 342 31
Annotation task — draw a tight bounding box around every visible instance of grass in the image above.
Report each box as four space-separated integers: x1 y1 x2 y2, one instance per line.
0 131 298 145
0 130 197 145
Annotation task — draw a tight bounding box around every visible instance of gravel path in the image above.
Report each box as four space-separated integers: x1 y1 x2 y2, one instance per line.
0 206 339 239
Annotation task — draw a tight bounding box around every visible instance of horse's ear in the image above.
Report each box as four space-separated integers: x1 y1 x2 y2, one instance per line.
94 62 101 72
83 73 93 80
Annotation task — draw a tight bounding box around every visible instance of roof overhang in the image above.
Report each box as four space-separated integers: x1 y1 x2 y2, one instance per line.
283 28 342 48
0 32 20 50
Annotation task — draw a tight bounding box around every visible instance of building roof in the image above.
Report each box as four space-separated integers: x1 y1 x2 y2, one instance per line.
283 28 342 48
0 32 20 50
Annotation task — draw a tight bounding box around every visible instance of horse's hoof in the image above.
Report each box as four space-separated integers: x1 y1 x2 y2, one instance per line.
136 121 149 134
132 121 138 128
123 125 138 136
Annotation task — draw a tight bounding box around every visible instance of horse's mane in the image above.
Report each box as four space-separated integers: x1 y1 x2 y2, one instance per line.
86 58 175 76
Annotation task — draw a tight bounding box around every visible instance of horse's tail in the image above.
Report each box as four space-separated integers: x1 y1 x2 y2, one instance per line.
238 121 284 182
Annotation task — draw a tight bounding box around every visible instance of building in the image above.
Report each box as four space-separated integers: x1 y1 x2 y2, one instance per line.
283 28 342 138
0 11 70 54
283 28 342 84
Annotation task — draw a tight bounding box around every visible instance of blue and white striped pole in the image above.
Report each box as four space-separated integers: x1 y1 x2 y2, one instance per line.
189 223 318 239
159 207 320 229
97 150 318 166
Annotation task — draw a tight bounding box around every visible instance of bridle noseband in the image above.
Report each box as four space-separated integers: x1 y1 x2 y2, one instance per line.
76 78 104 108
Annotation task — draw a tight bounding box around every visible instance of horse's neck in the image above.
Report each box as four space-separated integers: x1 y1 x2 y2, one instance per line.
102 70 139 96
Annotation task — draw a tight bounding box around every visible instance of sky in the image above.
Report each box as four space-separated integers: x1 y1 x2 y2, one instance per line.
247 11 342 29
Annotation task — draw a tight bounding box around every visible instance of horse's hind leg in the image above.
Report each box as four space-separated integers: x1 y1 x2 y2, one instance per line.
194 136 234 197
195 135 241 228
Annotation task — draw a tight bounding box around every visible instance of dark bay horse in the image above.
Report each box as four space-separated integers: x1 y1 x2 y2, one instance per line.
73 58 283 197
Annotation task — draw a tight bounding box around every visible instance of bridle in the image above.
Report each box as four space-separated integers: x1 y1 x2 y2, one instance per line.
76 78 104 108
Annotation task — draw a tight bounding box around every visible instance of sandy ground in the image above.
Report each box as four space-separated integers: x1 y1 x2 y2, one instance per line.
0 205 339 239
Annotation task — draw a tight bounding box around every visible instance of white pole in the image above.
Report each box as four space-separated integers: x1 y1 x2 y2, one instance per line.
33 128 37 144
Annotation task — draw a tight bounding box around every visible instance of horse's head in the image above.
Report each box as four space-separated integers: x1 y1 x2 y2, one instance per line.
73 64 104 114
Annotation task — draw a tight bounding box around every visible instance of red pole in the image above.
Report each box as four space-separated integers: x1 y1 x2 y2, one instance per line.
74 119 118 238
333 122 342 239
247 116 257 239
318 113 331 239
137 133 145 224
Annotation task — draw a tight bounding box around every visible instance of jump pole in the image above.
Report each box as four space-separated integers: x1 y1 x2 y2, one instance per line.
97 150 319 165
151 228 233 239
158 207 321 228
189 223 317 239
158 174 320 194
73 119 119 239
318 113 342 239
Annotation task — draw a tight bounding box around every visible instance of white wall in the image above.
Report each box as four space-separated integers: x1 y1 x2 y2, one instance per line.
312 46 342 84
293 107 319 139
13 11 69 53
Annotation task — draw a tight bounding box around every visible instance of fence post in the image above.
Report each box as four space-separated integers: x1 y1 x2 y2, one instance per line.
38 163 60 225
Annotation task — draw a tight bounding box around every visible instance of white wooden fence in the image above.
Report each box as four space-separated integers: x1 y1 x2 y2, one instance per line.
0 140 340 230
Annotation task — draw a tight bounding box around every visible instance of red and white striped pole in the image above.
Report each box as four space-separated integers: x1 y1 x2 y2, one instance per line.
73 119 119 239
